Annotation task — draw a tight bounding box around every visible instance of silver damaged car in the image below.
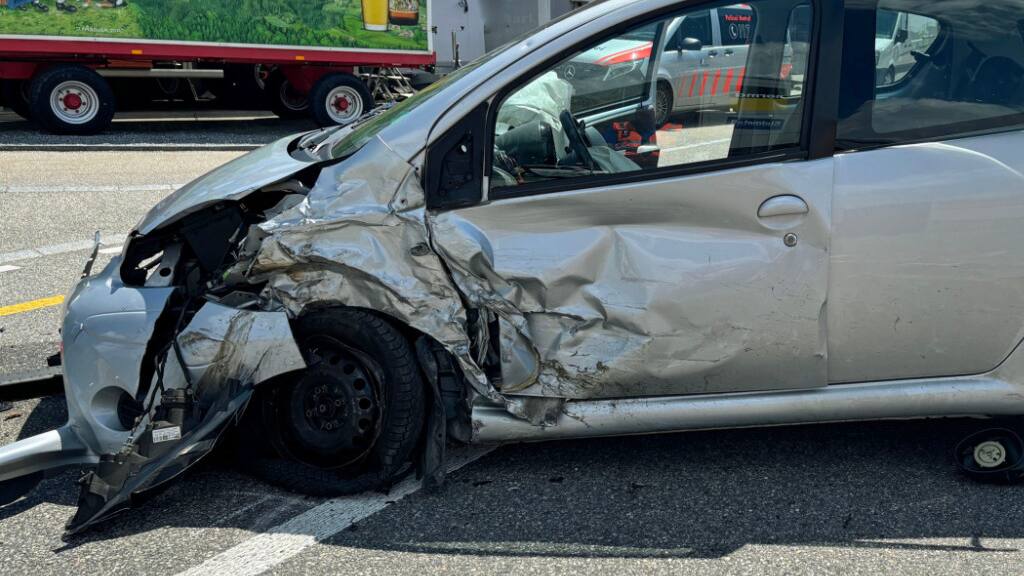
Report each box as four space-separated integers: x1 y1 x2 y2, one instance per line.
4 0 1024 532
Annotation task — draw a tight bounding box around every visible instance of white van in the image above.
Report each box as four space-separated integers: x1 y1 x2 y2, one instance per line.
566 4 757 125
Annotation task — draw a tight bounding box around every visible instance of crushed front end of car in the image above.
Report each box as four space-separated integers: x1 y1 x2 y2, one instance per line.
0 135 320 532
0 125 501 534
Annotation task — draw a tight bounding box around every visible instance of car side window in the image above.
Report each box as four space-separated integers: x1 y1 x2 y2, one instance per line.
718 5 756 46
837 0 1024 147
489 0 814 194
679 11 714 47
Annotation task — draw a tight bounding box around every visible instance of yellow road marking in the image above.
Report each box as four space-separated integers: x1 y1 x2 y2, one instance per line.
0 295 65 317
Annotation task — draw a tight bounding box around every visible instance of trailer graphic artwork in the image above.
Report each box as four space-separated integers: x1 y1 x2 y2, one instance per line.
0 0 429 51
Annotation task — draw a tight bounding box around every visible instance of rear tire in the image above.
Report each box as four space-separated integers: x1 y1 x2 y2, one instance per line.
238 309 426 496
309 73 373 127
266 69 310 119
28 65 115 135
1 80 33 120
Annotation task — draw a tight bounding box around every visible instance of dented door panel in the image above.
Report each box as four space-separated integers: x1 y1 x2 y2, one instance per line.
434 158 834 399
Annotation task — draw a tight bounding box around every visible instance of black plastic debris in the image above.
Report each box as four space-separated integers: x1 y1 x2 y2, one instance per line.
954 426 1024 484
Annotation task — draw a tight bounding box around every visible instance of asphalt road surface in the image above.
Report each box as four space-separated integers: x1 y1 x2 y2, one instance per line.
2 119 1024 576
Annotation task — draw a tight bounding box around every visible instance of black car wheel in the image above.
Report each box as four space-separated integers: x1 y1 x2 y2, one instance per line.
238 309 426 496
655 81 673 127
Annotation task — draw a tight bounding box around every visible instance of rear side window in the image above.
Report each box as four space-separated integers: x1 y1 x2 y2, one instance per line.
837 0 1024 147
718 5 757 46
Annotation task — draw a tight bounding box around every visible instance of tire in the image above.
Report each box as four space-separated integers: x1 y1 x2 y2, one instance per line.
1 80 32 120
655 81 673 127
28 65 115 135
238 308 426 496
309 73 373 127
266 70 309 119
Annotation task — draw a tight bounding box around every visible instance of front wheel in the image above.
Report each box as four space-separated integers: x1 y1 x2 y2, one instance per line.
28 65 116 135
238 309 426 496
655 81 673 127
309 73 373 127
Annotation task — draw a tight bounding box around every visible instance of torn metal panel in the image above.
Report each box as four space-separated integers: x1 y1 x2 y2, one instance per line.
175 301 306 388
244 136 503 403
66 302 305 534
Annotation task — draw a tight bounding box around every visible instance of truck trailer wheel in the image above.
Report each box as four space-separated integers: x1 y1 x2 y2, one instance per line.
267 70 310 119
29 66 115 135
236 309 426 496
309 73 373 127
1 80 33 120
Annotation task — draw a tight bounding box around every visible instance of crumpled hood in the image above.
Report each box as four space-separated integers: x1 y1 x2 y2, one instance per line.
136 134 316 235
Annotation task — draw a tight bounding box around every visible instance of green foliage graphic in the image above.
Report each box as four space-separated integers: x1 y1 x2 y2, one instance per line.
0 0 428 51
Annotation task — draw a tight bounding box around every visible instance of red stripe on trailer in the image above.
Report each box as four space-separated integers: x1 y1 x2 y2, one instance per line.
688 72 698 97
699 71 709 96
711 69 721 96
0 38 435 67
724 68 735 94
735 67 746 92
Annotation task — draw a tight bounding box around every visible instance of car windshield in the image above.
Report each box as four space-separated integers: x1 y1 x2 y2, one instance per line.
876 9 898 38
324 60 484 160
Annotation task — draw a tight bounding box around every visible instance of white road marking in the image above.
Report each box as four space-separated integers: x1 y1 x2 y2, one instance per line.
0 232 131 265
98 246 124 255
0 184 184 194
174 445 497 576
0 265 20 273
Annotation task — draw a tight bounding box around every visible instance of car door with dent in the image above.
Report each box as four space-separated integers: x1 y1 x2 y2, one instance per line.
430 0 831 400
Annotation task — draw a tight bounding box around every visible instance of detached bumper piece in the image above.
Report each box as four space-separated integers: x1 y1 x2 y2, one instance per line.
67 382 248 533
65 300 305 534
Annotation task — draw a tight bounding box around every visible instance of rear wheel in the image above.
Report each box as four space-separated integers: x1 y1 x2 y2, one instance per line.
28 65 115 135
1 80 32 120
309 73 373 127
266 69 310 119
238 309 426 496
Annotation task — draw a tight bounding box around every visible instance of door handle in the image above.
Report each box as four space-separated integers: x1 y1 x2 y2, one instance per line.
724 48 734 55
758 195 808 218
707 50 719 57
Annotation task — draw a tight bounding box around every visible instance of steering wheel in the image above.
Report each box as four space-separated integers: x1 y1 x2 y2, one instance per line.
559 110 596 171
